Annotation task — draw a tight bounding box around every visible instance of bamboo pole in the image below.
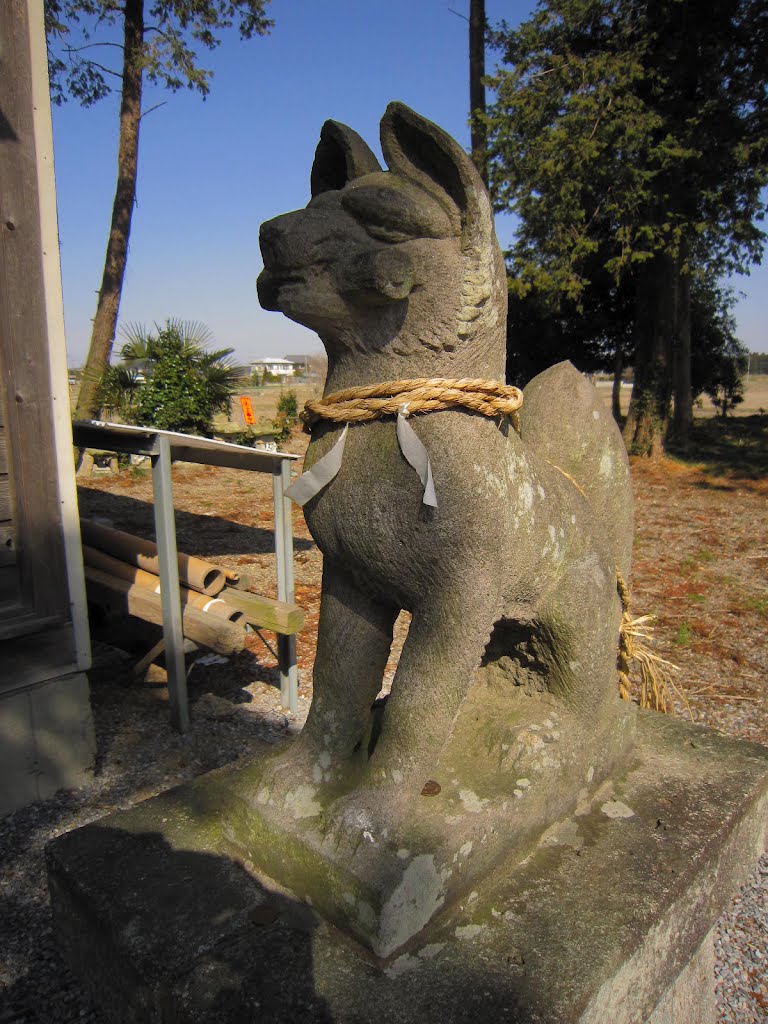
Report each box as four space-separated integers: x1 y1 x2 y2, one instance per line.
80 518 226 595
82 546 245 623
83 566 246 655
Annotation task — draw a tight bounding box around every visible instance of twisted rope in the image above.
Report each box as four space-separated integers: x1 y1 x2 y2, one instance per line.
302 377 523 429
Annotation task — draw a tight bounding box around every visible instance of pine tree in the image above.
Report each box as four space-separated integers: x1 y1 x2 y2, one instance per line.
486 0 768 453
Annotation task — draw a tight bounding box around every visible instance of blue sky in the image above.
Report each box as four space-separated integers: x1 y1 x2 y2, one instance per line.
51 0 768 367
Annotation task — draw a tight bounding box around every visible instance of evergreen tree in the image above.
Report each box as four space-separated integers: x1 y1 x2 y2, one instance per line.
487 0 768 453
690 281 749 418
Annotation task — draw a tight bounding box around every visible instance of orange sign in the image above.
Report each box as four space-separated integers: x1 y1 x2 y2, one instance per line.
239 395 255 425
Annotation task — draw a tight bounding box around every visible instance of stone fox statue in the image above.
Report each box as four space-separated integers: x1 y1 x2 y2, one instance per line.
257 103 634 824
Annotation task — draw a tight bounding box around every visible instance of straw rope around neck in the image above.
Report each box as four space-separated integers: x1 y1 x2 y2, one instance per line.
301 377 524 430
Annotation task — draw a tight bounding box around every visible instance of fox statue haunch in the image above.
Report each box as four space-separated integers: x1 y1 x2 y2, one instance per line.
257 103 635 825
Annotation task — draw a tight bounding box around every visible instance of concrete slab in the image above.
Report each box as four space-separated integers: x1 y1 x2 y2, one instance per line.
1 672 95 817
47 712 768 1023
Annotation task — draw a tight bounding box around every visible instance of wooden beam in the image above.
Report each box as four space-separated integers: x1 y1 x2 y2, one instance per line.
216 586 304 636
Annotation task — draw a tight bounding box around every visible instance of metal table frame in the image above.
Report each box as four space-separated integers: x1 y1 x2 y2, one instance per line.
72 420 299 732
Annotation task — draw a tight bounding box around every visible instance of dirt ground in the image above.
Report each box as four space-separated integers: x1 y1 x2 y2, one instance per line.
76 378 768 747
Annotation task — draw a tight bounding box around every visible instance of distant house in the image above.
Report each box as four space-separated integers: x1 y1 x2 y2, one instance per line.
250 358 296 378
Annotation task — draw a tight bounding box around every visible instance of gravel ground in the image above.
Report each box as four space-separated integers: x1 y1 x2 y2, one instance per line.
1 427 766 1023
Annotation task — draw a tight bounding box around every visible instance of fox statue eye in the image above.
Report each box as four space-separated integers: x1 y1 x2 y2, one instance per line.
341 185 454 243
357 223 415 245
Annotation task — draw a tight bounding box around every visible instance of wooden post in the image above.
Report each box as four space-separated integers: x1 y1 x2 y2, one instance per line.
0 1 95 814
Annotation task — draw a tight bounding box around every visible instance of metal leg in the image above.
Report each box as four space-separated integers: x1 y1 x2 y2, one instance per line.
273 460 298 714
151 436 189 732
278 633 298 713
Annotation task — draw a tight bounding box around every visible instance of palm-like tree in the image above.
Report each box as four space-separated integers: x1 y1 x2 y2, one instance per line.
101 319 241 434
99 364 144 419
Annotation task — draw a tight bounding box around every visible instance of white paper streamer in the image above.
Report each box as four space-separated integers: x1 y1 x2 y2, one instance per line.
397 406 437 507
285 414 438 508
285 425 349 506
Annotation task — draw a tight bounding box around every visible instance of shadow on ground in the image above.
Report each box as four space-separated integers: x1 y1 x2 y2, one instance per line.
76 488 315 557
47 827 335 1023
667 414 768 482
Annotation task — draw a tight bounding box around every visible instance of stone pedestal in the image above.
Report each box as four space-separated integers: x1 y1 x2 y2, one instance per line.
1 672 95 817
47 713 768 1023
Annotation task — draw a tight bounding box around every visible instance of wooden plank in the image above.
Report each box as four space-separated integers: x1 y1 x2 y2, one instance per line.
0 435 7 473
0 623 77 695
0 477 11 520
0 519 15 559
0 2 70 620
217 587 305 636
84 567 247 656
0 564 21 604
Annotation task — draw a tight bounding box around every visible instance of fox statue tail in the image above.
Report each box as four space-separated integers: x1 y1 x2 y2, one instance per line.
519 361 633 580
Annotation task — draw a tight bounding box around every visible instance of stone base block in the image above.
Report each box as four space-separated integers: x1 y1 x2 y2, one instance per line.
648 928 716 1024
0 672 95 817
47 713 768 1023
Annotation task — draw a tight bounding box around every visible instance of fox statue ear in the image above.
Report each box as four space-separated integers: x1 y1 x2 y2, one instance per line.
380 102 491 244
311 120 382 196
381 102 500 340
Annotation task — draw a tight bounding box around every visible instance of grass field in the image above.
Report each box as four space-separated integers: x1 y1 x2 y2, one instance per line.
594 373 768 418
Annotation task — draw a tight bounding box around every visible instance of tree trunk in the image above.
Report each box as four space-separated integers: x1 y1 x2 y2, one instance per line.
74 0 144 421
611 345 623 424
623 253 675 457
671 247 692 445
469 0 487 187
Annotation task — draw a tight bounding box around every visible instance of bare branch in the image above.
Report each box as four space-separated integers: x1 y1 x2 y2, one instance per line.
588 97 613 141
140 100 167 120
144 24 177 43
531 63 570 79
63 41 124 52
448 6 469 23
63 50 122 80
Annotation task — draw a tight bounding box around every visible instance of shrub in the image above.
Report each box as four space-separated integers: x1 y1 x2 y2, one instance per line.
276 390 299 422
272 389 300 444
103 319 239 436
